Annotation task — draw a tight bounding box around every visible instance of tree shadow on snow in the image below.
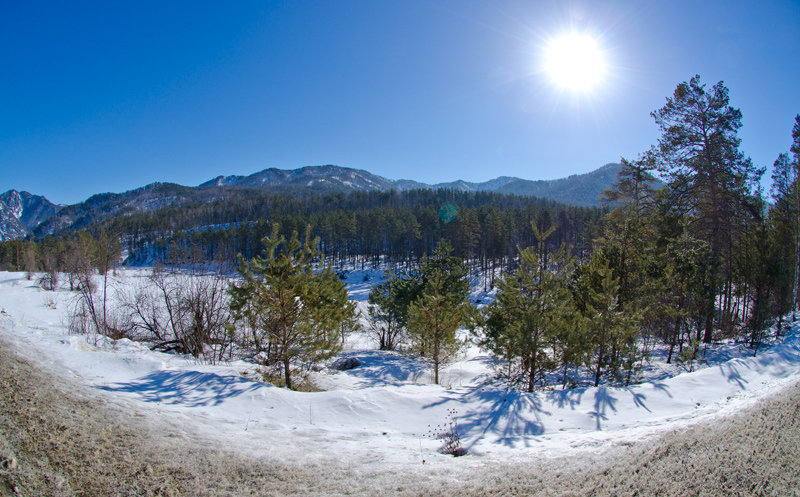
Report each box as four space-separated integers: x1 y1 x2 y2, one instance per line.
588 387 619 431
719 362 749 390
623 387 650 412
546 388 586 410
98 370 262 407
424 387 549 450
334 350 428 387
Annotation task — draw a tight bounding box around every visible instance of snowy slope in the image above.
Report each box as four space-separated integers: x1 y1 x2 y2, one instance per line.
195 163 622 207
0 270 798 469
0 190 60 240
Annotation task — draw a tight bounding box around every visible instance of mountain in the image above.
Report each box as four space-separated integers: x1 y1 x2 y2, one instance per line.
197 163 622 206
33 182 234 236
199 165 429 193
0 190 61 241
7 163 623 240
494 163 622 206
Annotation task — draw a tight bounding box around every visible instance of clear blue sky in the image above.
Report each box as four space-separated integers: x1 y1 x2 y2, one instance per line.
2 1 799 205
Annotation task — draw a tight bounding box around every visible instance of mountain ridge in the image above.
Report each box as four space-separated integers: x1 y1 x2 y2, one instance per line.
196 163 622 203
0 190 61 241
2 163 622 240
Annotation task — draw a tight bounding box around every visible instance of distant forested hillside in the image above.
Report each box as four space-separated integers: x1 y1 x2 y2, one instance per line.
101 189 605 272
2 188 606 289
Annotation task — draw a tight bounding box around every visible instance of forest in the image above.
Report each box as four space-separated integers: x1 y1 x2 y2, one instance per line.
1 76 799 392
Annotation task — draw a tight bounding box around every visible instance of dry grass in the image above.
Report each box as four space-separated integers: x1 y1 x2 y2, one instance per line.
1 329 799 496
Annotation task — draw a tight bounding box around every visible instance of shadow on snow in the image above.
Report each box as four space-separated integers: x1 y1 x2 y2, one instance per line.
424 386 548 450
98 370 262 407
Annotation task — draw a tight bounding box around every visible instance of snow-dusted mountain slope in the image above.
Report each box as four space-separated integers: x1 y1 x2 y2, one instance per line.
4 163 622 239
197 163 622 206
0 190 60 241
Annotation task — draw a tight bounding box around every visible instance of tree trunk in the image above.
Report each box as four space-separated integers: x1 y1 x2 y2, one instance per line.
284 356 292 390
594 347 603 388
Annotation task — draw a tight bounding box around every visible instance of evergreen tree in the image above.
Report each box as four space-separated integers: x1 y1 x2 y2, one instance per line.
770 115 800 321
482 224 575 392
228 225 354 390
367 268 408 350
651 75 764 342
579 261 639 387
405 240 474 385
407 274 472 385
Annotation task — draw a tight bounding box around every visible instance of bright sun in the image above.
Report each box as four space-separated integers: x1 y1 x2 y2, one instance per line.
545 34 605 91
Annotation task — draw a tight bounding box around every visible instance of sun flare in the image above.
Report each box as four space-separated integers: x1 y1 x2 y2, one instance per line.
545 34 605 91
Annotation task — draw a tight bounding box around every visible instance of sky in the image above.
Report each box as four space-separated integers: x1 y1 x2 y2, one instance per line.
1 1 799 205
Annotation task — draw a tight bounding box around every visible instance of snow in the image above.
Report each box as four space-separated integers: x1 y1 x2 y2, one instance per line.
1 269 799 470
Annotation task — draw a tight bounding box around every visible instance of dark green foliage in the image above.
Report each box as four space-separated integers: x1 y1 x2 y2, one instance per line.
769 115 800 324
482 224 576 392
579 259 640 386
28 188 604 277
651 75 764 342
406 241 475 385
367 268 411 350
228 225 355 390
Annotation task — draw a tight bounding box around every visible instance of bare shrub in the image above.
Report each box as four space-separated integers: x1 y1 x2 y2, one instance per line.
124 263 234 363
424 408 465 457
43 295 57 309
62 233 96 291
365 307 406 352
68 270 129 342
36 271 58 291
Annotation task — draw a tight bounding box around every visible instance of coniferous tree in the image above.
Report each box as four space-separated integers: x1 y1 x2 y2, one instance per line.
405 240 474 385
407 274 473 385
228 225 354 390
482 224 575 392
650 75 764 342
770 115 800 322
578 261 639 387
367 268 409 351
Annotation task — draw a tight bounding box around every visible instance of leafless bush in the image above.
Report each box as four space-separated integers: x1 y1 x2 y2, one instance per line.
62 233 96 291
36 271 59 291
365 305 405 351
424 408 465 457
68 270 129 342
124 264 234 363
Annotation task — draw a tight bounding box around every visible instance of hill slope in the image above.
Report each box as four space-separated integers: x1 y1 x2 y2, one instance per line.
197 163 622 207
10 163 622 239
0 190 60 241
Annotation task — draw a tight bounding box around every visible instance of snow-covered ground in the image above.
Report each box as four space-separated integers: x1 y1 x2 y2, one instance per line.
1 269 799 472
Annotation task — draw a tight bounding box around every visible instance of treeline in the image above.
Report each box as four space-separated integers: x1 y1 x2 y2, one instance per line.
4 188 606 281
0 231 121 291
114 189 605 273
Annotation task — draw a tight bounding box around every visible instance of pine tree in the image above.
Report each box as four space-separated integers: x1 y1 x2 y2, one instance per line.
770 115 800 322
405 240 474 385
482 224 575 392
581 261 639 387
229 225 354 390
650 75 764 342
407 274 472 385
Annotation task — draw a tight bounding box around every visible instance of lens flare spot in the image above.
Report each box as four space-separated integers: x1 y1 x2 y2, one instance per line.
439 203 458 224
